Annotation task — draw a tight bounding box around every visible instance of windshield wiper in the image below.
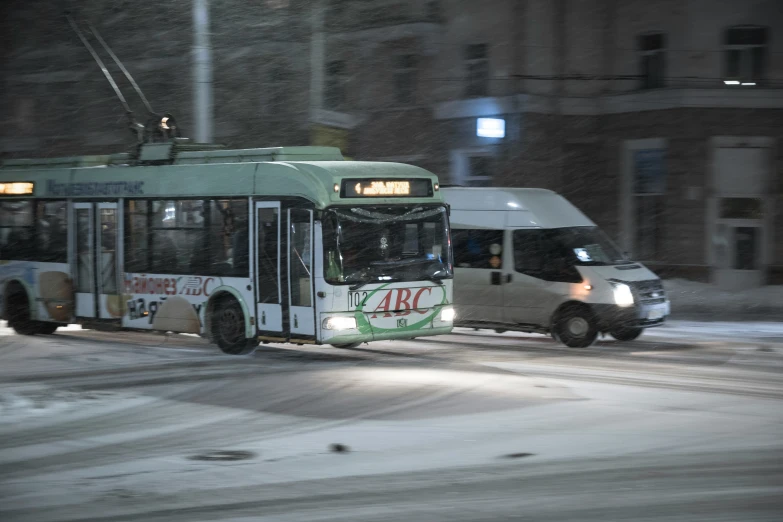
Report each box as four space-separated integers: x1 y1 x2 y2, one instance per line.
421 276 445 286
370 256 434 269
350 277 403 291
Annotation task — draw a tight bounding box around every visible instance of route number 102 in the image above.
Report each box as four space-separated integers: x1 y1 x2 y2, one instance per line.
348 291 369 308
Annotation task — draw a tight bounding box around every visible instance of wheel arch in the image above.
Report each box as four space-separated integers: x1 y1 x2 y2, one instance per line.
549 300 594 329
2 279 37 321
204 286 254 340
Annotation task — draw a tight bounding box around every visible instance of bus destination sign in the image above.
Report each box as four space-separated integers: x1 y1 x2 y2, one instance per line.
0 182 34 196
341 178 432 198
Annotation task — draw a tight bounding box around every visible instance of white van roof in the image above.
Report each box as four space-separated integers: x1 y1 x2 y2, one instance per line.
442 187 595 229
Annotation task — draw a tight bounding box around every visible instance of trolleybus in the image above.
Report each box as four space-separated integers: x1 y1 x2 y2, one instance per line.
0 144 454 354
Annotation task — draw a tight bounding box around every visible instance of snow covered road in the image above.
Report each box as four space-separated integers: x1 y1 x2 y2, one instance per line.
1 321 782 521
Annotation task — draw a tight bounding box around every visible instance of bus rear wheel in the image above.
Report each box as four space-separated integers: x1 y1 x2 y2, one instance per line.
331 342 362 349
7 292 57 335
212 298 257 355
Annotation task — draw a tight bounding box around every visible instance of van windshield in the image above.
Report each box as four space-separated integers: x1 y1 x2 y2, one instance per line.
550 226 630 266
322 205 453 286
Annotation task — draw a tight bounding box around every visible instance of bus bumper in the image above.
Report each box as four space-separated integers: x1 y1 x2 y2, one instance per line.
320 308 454 345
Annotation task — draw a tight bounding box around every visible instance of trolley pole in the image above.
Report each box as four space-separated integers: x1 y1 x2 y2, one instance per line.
193 0 213 143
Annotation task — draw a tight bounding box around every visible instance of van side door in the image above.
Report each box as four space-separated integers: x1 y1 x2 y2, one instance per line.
504 228 566 328
451 228 506 326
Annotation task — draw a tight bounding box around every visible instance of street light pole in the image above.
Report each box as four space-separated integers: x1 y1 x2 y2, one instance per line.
193 0 213 143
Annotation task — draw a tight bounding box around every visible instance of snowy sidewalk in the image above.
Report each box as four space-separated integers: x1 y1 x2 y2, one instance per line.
664 279 783 321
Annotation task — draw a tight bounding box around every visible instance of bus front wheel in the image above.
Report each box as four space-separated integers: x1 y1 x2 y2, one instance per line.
212 298 257 355
331 342 362 349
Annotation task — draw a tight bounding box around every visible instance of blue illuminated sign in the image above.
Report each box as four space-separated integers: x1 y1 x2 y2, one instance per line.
477 118 505 138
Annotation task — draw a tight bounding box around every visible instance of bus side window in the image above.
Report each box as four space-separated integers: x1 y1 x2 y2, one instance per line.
257 207 280 303
149 199 206 275
0 201 35 261
452 229 503 269
125 200 150 273
36 201 68 263
289 210 312 307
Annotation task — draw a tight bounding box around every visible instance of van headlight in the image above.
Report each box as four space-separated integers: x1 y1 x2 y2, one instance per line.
440 306 456 322
610 282 634 307
322 316 357 330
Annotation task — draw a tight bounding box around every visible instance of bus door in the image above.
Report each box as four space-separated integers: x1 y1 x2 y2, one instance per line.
255 202 283 334
72 202 120 319
288 208 315 337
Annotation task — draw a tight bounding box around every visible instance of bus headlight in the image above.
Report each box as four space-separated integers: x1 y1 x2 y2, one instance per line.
440 307 456 322
610 282 634 307
322 316 357 331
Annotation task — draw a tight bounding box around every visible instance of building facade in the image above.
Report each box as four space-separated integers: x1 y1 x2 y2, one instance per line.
0 0 313 156
2 0 782 286
314 0 783 287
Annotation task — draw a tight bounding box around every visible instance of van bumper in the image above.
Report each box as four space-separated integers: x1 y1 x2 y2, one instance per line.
592 300 670 330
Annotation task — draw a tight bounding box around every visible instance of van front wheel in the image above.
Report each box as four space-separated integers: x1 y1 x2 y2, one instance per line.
552 306 598 348
610 327 643 342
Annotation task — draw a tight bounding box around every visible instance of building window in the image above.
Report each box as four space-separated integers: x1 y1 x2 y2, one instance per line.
393 54 417 104
425 0 441 22
632 149 666 260
464 44 489 97
724 26 767 85
326 60 346 109
326 0 345 29
265 0 289 8
16 98 36 134
638 33 666 89
466 156 493 187
267 62 288 116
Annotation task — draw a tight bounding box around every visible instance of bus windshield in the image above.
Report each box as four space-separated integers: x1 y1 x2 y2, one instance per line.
322 205 452 286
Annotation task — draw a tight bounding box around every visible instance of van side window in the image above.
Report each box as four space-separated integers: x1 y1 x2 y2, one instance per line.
513 229 546 275
514 229 582 283
452 229 504 269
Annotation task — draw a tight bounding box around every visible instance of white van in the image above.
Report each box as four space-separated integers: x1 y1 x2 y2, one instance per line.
442 187 670 347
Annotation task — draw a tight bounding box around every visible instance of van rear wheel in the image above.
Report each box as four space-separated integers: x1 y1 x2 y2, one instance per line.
552 305 598 348
610 327 643 342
